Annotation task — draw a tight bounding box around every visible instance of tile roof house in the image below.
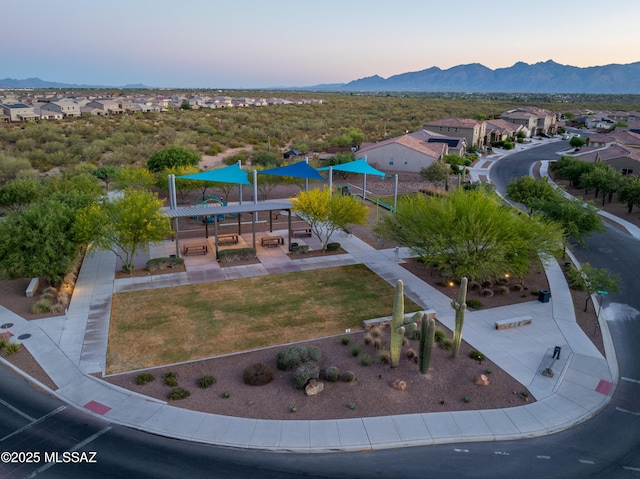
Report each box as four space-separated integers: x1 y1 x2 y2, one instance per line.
422 118 486 149
572 144 640 176
86 99 123 115
357 133 446 173
40 98 81 117
589 130 640 149
501 107 558 136
408 129 467 157
484 119 525 143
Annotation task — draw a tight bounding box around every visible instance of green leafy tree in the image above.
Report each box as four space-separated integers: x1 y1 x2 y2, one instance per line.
569 136 587 148
252 151 282 168
528 196 604 257
147 146 201 172
550 156 595 188
420 160 452 191
375 189 562 281
0 153 34 185
74 189 172 274
566 263 620 311
92 165 122 191
329 128 365 148
579 165 622 206
113 167 156 191
618 175 640 213
0 177 46 211
0 198 81 285
155 165 202 203
292 188 368 251
506 176 559 209
325 152 355 167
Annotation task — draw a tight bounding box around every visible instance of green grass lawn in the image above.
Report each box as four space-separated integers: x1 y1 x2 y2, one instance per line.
108 264 421 373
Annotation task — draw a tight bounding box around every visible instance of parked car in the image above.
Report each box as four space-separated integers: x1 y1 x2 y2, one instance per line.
561 134 570 140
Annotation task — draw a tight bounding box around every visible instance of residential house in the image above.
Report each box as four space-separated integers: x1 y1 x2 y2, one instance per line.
357 133 446 173
40 98 81 117
589 130 640 149
572 145 640 176
34 106 64 120
85 99 123 115
501 107 557 136
484 119 525 143
0 103 39 122
408 129 467 157
423 118 486 149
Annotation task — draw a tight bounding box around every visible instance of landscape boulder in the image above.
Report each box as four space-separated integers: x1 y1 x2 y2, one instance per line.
305 379 324 396
475 374 490 386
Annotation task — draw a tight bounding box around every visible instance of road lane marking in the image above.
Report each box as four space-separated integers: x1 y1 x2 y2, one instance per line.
454 448 469 453
579 459 595 464
621 377 640 384
616 407 640 416
27 426 112 477
494 451 510 456
623 466 640 472
537 455 551 460
0 406 65 442
0 398 36 422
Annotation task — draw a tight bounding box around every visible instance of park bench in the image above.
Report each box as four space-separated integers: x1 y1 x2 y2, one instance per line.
293 229 312 238
25 277 39 297
218 233 239 245
494 315 532 330
183 244 208 256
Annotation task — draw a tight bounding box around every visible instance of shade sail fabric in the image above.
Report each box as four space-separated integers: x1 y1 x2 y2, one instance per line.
177 164 250 185
317 158 386 177
257 160 325 180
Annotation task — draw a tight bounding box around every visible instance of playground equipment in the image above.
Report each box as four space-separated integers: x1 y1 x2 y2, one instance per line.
192 195 227 223
336 184 352 196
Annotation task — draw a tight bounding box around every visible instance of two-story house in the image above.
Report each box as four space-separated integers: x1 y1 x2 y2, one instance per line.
40 98 81 117
0 103 39 122
423 118 486 150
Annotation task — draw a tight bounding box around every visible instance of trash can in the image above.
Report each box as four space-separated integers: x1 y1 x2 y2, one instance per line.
538 290 550 303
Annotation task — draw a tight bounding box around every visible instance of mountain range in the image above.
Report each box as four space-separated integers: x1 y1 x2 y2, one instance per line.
3 60 640 93
308 60 640 94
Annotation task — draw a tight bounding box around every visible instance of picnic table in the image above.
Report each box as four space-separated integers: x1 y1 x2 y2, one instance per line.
183 244 208 256
261 235 284 248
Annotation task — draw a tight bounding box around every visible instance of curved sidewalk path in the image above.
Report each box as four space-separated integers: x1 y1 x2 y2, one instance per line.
0 231 617 453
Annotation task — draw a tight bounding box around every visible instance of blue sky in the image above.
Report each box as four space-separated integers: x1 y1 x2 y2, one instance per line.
4 0 639 88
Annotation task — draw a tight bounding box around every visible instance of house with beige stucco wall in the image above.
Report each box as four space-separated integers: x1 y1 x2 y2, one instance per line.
422 118 486 149
357 133 446 173
572 144 640 176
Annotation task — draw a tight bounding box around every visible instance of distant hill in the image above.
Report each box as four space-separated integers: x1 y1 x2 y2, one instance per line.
306 60 640 94
0 77 151 89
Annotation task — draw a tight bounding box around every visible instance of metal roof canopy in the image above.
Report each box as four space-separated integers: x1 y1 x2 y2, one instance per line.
163 200 292 218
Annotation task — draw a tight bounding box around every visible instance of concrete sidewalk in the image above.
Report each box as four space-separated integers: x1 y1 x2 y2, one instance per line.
0 223 617 452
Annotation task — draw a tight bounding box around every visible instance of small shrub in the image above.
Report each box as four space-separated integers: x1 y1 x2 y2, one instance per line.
197 375 216 389
363 332 373 345
293 362 320 390
466 298 483 309
358 353 373 366
167 387 190 400
340 335 350 345
277 346 304 371
463 395 471 403
496 277 509 285
136 373 155 385
242 363 274 386
511 284 524 292
221 391 231 398
370 326 382 338
325 366 340 382
217 247 256 263
435 280 449 287
481 280 493 288
480 288 494 297
434 329 447 343
341 371 357 383
495 285 510 296
377 350 391 364
0 338 8 350
373 338 382 350
469 350 485 362
406 348 417 359
146 257 184 271
162 371 178 387
441 340 453 351
468 280 481 291
484 369 492 375
31 299 52 314
402 337 409 347
350 343 362 357
289 406 298 413
347 402 356 410
3 342 21 355
326 242 340 251
302 346 321 362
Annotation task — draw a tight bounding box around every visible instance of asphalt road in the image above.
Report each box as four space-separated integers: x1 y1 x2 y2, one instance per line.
1 141 639 478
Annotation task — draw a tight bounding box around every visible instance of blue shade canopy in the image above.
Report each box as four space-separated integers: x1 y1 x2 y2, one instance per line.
177 164 250 185
317 158 386 177
257 160 325 180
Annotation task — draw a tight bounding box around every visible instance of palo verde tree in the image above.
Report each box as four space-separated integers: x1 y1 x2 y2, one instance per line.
566 262 620 312
618 175 640 213
292 187 368 251
74 189 172 274
579 164 622 206
375 189 562 282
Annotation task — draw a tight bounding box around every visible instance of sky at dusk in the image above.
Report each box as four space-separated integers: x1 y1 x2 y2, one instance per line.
4 0 640 89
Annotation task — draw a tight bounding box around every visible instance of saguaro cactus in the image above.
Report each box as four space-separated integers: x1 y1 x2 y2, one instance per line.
419 315 436 374
451 277 468 358
389 279 421 367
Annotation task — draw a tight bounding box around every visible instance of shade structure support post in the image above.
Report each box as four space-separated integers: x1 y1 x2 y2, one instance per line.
304 157 309 192
393 174 398 212
214 215 219 259
253 170 258 221
328 166 333 193
252 210 256 249
288 209 292 250
173 218 180 258
238 160 243 205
